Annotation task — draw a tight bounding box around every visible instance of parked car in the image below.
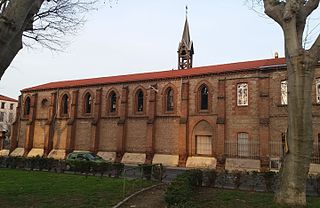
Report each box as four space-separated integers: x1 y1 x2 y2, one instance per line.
65 152 106 170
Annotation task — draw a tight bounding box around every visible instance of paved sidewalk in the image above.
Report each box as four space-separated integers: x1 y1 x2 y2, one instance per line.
118 184 168 208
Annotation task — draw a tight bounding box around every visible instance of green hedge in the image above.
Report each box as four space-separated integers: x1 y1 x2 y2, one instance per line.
0 156 124 177
165 169 202 207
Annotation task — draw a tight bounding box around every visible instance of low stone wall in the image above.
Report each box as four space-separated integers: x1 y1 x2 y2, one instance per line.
48 149 66 160
10 148 25 157
225 158 260 172
200 170 320 196
97 151 116 162
27 148 44 157
121 153 146 165
152 154 179 167
0 149 9 156
186 156 216 169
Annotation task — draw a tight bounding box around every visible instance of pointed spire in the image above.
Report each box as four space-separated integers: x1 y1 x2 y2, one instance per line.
177 10 194 70
182 17 190 46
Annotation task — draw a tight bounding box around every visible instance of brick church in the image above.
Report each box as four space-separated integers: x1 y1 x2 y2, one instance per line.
7 17 320 171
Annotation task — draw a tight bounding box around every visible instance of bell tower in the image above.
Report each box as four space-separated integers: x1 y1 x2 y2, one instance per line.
178 12 194 69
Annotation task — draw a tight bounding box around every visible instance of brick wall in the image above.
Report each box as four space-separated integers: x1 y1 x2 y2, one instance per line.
14 66 320 167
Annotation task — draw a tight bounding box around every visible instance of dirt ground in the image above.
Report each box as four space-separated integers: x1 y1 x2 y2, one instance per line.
118 184 168 208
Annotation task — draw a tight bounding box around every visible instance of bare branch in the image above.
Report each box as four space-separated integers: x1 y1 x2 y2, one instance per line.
307 33 320 63
22 0 97 50
304 0 320 17
263 0 285 26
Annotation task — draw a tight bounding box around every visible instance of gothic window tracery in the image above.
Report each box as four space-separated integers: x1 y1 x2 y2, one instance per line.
24 97 31 116
166 87 174 112
109 91 117 113
200 84 209 110
136 90 144 112
84 92 92 114
61 94 69 115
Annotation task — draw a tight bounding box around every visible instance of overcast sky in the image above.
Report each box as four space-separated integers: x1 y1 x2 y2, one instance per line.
0 1 296 99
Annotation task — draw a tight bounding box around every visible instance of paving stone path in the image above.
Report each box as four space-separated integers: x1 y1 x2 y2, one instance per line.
118 184 168 208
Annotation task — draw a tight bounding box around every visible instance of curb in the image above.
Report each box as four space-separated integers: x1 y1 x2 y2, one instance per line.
113 183 165 208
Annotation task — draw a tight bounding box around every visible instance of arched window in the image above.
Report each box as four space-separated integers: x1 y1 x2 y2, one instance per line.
200 85 209 110
61 94 69 115
84 92 92 114
136 90 144 112
166 87 174 112
24 97 31 116
109 91 117 113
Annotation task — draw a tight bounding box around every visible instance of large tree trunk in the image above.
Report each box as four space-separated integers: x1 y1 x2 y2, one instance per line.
0 0 44 78
275 52 314 206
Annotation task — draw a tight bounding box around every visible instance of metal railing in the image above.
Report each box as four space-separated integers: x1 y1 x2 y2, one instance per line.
224 140 260 159
269 140 320 164
122 164 164 198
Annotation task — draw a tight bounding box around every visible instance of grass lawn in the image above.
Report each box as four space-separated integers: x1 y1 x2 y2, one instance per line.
182 187 320 208
0 168 153 208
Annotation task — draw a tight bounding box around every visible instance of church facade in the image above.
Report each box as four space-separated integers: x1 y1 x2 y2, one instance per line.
8 18 320 171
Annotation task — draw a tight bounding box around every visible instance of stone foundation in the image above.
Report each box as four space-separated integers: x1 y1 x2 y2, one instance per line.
10 148 25 157
0 149 10 156
27 148 44 157
48 149 66 160
186 156 217 169
97 151 116 162
121 152 146 165
225 158 261 172
152 154 179 167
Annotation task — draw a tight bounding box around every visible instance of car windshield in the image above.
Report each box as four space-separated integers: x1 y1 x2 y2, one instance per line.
86 153 102 160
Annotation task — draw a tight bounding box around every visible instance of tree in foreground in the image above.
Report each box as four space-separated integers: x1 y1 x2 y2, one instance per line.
257 0 320 206
0 0 97 79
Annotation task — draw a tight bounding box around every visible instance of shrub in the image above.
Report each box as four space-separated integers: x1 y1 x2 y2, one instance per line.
202 169 217 187
139 164 152 180
165 170 203 207
263 171 276 192
112 162 124 177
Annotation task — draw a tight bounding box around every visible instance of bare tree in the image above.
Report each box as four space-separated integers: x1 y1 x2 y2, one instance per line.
0 0 96 79
249 0 320 206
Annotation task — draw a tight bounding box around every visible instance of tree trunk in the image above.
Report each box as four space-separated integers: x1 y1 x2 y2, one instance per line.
275 53 314 206
0 0 44 78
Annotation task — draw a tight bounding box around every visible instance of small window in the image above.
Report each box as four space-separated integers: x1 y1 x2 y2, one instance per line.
109 91 117 113
237 83 248 106
166 88 174 112
0 112 4 122
196 135 212 155
316 79 320 104
24 97 31 116
200 85 209 110
61 94 69 115
41 99 49 107
1 102 5 109
237 133 249 157
84 93 92 114
10 103 14 110
136 90 144 112
281 80 288 105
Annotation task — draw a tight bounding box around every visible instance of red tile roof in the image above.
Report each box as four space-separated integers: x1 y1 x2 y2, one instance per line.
22 57 286 92
0 95 18 102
